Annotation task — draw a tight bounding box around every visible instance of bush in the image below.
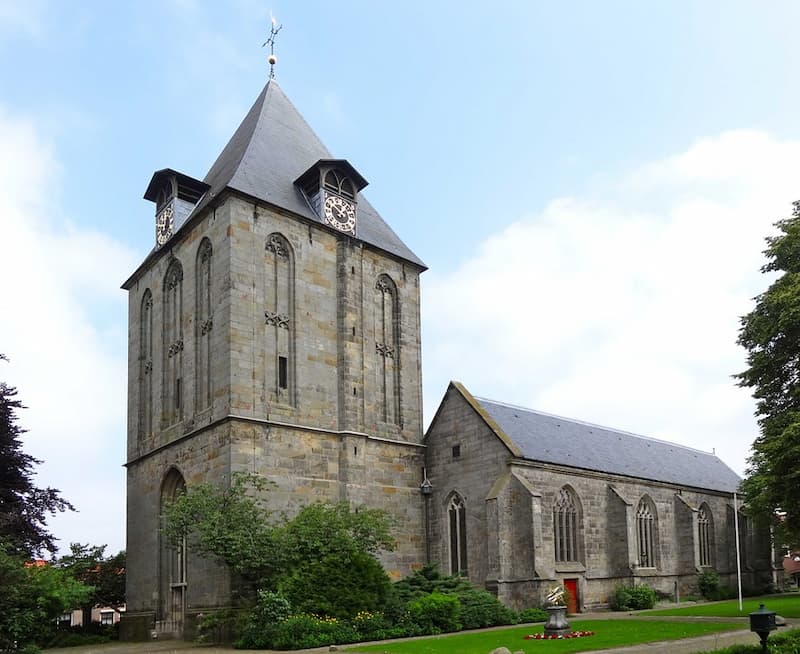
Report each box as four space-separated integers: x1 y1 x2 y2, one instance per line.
245 613 358 650
235 591 290 647
518 607 548 623
350 610 391 641
407 592 461 634
393 564 474 603
458 589 516 629
277 550 390 619
698 570 720 599
609 584 657 611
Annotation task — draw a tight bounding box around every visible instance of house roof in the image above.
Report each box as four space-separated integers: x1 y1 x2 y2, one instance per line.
192 79 425 268
442 382 741 493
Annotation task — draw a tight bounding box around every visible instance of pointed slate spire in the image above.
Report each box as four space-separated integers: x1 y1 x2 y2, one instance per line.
196 80 425 268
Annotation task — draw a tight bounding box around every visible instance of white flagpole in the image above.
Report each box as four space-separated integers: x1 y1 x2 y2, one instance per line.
733 492 743 612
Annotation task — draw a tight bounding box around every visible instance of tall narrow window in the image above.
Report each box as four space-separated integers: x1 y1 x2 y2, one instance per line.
163 260 184 425
448 494 467 574
195 239 213 411
554 486 581 563
636 497 658 568
159 469 187 631
738 511 752 569
698 504 713 567
265 234 295 404
138 289 153 439
375 275 400 424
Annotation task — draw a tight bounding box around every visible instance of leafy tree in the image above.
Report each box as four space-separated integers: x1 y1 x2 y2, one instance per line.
0 355 74 557
163 473 278 587
164 473 396 618
274 501 395 567
57 544 125 626
0 544 92 652
737 202 800 546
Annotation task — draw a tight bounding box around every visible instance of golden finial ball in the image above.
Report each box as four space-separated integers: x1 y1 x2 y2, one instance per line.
268 54 277 65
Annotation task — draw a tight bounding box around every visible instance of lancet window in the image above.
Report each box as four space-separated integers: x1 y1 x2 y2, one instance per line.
636 496 658 568
138 289 153 439
448 494 468 575
195 239 213 411
554 486 581 563
375 274 400 424
159 468 187 627
163 259 184 425
265 234 295 404
698 504 713 567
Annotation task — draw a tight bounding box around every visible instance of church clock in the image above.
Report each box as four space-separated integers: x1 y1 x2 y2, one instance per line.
295 159 368 235
155 203 174 246
323 194 356 232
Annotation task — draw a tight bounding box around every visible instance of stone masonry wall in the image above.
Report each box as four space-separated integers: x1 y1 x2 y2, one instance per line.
424 385 774 611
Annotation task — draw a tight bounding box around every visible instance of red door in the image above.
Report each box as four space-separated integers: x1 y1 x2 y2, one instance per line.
564 578 579 614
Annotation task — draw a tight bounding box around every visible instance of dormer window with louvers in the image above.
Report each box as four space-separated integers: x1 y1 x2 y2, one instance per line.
144 169 210 248
295 159 367 235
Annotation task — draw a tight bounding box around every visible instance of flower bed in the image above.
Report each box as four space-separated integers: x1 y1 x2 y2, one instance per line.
524 630 595 640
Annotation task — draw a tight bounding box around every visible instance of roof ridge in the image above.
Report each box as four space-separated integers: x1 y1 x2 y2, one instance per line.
474 396 718 458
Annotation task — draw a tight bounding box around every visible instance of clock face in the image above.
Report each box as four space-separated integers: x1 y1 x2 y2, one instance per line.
156 204 174 247
323 194 356 233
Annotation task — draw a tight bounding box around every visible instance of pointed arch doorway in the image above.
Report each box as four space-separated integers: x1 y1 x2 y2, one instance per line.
159 468 187 636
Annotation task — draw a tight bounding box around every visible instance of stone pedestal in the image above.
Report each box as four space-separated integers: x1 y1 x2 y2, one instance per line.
544 605 571 637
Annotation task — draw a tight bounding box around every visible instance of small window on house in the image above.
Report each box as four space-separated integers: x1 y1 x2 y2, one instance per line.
100 611 114 626
278 356 288 389
452 445 461 458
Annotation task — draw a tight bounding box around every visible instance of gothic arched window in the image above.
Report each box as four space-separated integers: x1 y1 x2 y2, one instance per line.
159 468 186 629
448 494 467 575
698 503 714 567
195 239 213 411
265 234 295 405
138 289 153 439
554 486 581 563
163 259 184 425
636 496 658 568
375 274 400 425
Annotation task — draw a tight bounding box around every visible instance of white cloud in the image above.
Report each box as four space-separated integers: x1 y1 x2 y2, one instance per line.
0 0 47 40
422 129 799 477
0 107 136 555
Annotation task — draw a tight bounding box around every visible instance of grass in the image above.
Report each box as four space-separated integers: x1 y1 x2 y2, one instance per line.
346 619 742 654
643 595 800 618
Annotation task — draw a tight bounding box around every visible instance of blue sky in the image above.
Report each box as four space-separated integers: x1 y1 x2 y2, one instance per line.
2 0 800 555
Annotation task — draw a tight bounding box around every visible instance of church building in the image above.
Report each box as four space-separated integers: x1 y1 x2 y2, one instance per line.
120 77 774 639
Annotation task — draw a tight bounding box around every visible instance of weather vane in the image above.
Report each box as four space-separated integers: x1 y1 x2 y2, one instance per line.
263 12 283 79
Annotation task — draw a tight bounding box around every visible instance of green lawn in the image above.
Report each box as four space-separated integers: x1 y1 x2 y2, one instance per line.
346 619 743 654
643 595 800 619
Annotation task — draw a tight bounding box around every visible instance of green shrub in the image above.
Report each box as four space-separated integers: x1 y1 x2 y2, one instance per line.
610 585 633 611
393 564 474 603
518 607 548 623
457 589 516 629
277 550 390 619
610 584 657 610
698 570 720 599
249 613 358 650
628 584 657 609
235 591 291 647
407 592 461 634
351 610 390 641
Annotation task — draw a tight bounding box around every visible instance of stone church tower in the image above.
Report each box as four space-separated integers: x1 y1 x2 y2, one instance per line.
121 80 427 639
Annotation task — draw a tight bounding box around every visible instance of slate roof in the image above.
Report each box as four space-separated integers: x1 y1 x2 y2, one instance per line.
465 389 740 493
190 80 425 268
